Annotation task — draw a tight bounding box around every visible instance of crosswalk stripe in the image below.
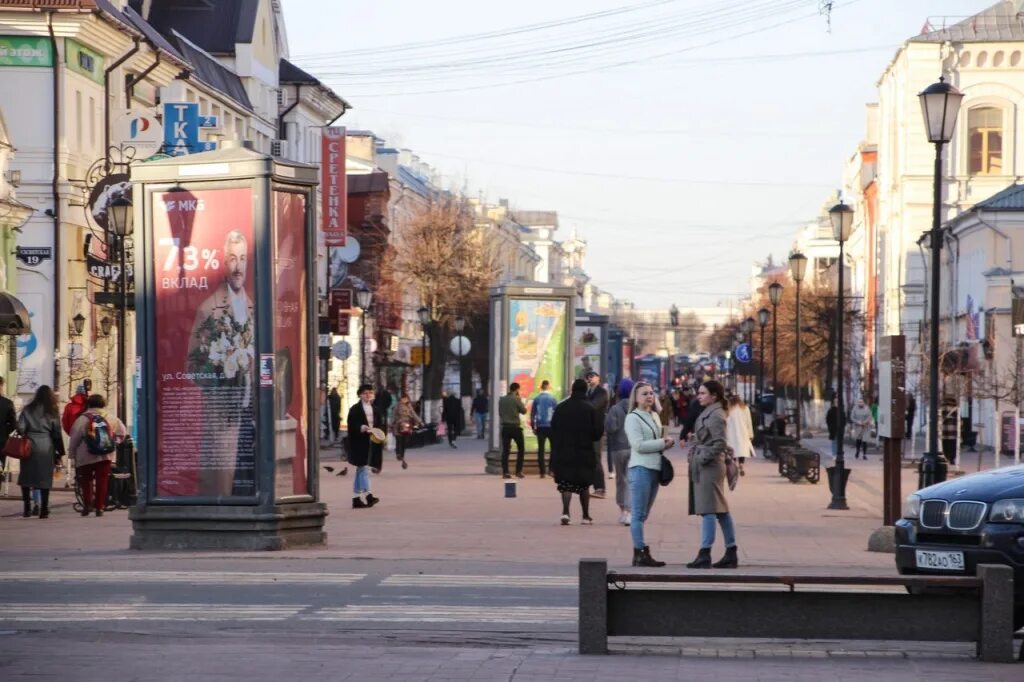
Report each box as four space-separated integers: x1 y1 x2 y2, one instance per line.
380 575 576 588
0 603 576 624
0 604 304 621
0 571 365 585
313 605 576 623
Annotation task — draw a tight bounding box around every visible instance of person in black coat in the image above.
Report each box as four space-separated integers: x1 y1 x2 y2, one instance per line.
345 384 385 509
825 397 843 456
551 379 604 525
680 396 704 440
0 376 18 471
584 370 609 496
441 391 464 448
327 387 342 444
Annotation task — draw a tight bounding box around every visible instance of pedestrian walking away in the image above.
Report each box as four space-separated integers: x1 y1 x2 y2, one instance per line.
345 384 385 509
825 397 844 456
498 383 527 478
391 394 422 470
471 389 488 439
68 394 127 516
624 381 674 567
604 378 634 525
905 393 916 441
16 385 65 519
849 399 872 459
725 394 754 477
685 380 739 569
441 391 464 449
327 387 342 444
584 370 609 497
530 380 557 478
550 379 603 525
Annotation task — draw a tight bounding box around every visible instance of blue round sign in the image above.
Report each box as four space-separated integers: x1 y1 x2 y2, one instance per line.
735 343 752 364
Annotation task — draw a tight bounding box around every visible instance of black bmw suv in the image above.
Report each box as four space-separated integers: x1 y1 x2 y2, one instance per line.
895 464 1024 627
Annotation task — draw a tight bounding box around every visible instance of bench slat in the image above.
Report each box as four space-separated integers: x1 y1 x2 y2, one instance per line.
606 572 983 588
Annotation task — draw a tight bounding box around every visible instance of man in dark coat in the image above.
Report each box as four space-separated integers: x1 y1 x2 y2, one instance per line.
327 387 342 444
345 384 385 509
0 376 17 470
680 394 704 440
551 379 604 524
441 391 464 448
584 370 609 497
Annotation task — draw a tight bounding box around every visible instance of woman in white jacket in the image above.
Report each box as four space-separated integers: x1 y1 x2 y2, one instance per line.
726 395 754 476
624 381 675 567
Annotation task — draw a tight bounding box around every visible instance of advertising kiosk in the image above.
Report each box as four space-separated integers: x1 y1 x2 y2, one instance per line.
128 143 324 549
485 283 575 475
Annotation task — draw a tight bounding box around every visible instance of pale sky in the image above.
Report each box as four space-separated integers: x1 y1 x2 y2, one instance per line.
283 0 991 312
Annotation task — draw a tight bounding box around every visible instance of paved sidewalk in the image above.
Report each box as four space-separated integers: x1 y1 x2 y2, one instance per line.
2 436 909 570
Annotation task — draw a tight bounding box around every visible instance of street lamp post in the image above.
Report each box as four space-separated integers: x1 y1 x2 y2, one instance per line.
417 305 431 420
918 76 963 488
107 194 133 423
789 252 808 440
757 307 769 403
355 288 372 386
454 314 466 396
768 282 783 400
828 200 854 510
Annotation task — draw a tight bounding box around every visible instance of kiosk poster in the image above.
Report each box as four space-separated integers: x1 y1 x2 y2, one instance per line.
508 298 566 450
273 191 309 498
573 324 601 380
152 187 256 498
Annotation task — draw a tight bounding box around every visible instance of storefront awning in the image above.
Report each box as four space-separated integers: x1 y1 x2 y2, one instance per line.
0 291 31 336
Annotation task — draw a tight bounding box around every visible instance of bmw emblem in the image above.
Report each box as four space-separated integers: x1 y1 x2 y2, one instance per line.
954 488 968 496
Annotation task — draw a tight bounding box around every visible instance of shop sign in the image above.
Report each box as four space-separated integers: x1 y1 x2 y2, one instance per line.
321 127 346 246
0 36 52 67
163 102 218 156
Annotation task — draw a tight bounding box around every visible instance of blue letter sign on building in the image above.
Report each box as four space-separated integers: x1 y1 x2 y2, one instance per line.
163 103 219 156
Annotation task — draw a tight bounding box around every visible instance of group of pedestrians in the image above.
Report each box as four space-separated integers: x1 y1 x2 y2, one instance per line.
1 380 126 519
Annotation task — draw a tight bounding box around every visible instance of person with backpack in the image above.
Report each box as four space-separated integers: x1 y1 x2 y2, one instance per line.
68 394 126 517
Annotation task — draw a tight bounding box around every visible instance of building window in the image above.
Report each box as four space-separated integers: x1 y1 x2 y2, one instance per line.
968 107 1003 175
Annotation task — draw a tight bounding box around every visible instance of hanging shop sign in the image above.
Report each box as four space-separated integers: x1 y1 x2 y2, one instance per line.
321 126 346 246
163 102 219 156
87 253 133 282
114 108 163 158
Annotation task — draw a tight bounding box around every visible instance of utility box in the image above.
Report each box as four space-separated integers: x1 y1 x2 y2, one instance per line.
128 143 325 550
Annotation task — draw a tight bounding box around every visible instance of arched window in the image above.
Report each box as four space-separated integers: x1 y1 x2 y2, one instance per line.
968 107 1003 175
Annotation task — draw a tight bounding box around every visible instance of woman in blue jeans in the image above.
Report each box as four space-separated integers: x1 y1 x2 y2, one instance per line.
624 381 675 567
685 380 739 569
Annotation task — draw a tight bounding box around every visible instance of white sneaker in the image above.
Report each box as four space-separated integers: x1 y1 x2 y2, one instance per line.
618 511 631 526
608 472 615 479
560 514 570 526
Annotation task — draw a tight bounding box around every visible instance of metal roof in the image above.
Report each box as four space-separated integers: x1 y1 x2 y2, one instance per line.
911 1 1024 43
171 30 252 111
141 0 258 55
973 183 1024 210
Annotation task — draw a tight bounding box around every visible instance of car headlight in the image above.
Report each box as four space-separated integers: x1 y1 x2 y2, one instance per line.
989 499 1024 523
903 494 921 520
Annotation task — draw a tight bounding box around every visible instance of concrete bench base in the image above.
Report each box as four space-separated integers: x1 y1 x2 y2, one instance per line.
578 559 1016 663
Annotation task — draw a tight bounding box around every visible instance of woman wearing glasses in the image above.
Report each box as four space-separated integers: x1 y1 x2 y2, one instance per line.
624 381 674 567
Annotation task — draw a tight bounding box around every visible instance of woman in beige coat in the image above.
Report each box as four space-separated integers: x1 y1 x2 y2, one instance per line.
685 380 738 569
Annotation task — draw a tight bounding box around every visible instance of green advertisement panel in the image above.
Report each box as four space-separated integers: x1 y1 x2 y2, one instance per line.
508 298 566 450
0 36 53 67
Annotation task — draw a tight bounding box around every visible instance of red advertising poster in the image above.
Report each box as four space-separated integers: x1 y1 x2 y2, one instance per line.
273 191 309 498
152 187 256 498
321 126 346 247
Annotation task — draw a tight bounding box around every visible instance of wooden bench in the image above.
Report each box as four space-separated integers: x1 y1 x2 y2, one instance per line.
578 559 1017 663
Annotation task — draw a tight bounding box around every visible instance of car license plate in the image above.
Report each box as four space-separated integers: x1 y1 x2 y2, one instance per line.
915 549 965 571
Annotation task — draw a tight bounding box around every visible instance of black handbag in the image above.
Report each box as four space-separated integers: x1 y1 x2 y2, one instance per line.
659 454 674 487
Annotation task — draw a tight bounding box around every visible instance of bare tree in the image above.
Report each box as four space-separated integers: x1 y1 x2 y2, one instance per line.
390 195 501 400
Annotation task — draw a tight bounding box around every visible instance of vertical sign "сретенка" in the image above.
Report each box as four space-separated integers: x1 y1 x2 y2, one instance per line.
321 127 346 247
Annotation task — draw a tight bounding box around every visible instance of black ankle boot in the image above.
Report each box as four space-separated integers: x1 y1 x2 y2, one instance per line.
633 545 665 567
711 545 738 569
631 547 643 566
686 547 712 569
